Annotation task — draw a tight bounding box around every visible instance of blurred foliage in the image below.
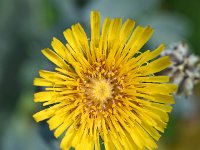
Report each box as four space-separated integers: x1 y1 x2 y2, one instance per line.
163 0 200 55
0 0 199 150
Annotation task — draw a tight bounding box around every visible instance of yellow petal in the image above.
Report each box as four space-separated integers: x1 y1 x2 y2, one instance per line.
48 113 65 130
141 122 161 141
39 70 74 82
151 103 173 113
141 56 172 75
125 26 153 61
54 119 73 138
90 11 100 47
147 44 165 61
119 19 135 45
117 26 153 66
55 67 78 78
60 127 76 149
135 83 177 98
51 37 67 59
34 91 55 102
42 48 69 69
101 18 111 59
71 23 91 61
152 94 175 104
33 78 53 86
115 19 135 59
129 126 144 149
33 108 55 122
63 28 79 53
137 76 169 83
107 18 122 52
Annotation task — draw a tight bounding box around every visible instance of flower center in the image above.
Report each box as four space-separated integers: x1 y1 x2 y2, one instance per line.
90 79 113 102
81 61 125 114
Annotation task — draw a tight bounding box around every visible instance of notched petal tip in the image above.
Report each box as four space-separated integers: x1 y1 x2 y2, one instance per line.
90 11 101 26
90 10 100 16
33 78 53 86
32 114 40 123
33 109 55 122
90 10 101 44
172 83 178 93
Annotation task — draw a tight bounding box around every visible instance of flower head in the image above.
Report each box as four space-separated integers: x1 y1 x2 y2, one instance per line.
33 11 177 150
160 42 200 95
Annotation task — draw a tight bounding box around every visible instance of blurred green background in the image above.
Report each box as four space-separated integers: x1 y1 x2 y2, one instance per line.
0 0 200 150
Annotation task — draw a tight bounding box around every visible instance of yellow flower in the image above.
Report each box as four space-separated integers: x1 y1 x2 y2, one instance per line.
33 11 177 150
